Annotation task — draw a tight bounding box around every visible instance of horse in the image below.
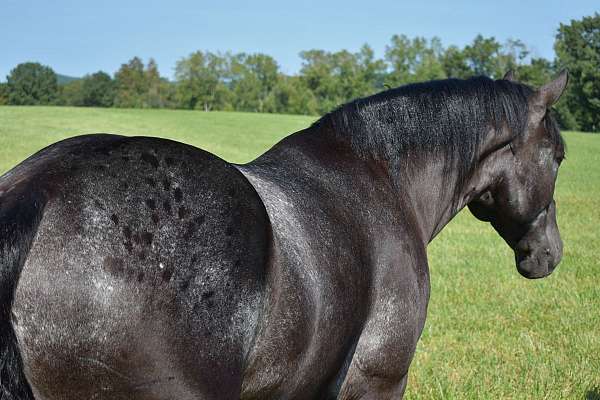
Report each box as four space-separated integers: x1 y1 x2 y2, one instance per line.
0 70 568 399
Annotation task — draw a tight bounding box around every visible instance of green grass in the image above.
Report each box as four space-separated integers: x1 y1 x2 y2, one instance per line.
0 106 314 171
1 106 599 399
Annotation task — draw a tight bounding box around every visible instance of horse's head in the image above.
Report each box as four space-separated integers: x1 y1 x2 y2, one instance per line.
468 71 568 279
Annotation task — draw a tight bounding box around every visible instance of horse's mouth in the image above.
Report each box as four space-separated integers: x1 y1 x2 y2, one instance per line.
515 249 559 279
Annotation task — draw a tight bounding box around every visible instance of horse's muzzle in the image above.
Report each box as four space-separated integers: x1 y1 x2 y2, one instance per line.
514 201 563 279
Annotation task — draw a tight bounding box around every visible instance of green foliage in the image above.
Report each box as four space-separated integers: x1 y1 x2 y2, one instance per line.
268 75 318 115
355 45 388 94
555 13 600 132
59 79 84 106
174 51 233 111
114 57 170 108
230 53 280 113
441 45 472 79
463 35 504 78
80 71 115 107
298 49 341 113
300 45 386 114
113 57 145 108
0 83 8 105
6 62 59 105
385 35 446 85
144 59 174 109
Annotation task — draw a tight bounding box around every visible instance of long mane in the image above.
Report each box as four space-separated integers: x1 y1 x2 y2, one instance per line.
313 77 537 187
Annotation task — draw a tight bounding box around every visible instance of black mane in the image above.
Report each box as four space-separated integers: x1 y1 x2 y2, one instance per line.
313 76 543 189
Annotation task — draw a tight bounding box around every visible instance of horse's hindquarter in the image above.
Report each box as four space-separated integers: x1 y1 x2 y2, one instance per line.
10 135 270 399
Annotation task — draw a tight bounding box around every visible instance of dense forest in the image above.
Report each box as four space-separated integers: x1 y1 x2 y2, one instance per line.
1 13 598 132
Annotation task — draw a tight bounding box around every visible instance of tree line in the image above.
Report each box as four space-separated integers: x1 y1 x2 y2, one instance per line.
1 13 598 132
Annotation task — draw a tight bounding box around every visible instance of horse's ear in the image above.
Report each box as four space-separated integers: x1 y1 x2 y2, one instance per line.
503 70 516 82
536 69 569 108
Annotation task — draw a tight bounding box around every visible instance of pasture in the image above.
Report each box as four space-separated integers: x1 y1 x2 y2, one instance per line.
1 106 599 399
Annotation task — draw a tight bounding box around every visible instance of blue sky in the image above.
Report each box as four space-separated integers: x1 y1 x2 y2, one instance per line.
1 0 597 81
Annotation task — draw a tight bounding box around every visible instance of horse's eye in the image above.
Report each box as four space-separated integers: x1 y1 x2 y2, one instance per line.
478 191 494 206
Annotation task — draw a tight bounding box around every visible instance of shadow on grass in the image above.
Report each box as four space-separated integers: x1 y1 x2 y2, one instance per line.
586 388 600 400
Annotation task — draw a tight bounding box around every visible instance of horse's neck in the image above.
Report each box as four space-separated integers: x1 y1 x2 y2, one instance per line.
395 129 510 243
244 125 503 245
394 162 458 242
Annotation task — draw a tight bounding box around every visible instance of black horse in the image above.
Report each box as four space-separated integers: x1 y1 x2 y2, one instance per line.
0 71 567 399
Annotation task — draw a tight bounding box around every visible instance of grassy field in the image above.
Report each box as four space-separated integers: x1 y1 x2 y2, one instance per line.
1 106 599 399
0 106 314 171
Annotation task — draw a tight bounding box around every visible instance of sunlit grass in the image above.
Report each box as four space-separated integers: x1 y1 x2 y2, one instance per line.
0 106 314 173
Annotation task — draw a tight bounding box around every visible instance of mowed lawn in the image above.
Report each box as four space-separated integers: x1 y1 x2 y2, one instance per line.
1 106 599 399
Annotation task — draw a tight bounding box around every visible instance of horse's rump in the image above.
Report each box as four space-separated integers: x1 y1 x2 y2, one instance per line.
1 135 270 399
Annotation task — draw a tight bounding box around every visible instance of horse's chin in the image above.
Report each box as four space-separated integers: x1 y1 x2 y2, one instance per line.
515 250 558 279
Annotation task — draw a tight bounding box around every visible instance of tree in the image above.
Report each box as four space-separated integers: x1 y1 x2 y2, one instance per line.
3 29 588 123
174 51 232 111
355 44 387 94
299 49 341 113
463 35 504 78
113 57 171 108
385 34 414 84
144 59 171 108
555 13 600 132
114 57 147 108
80 71 115 107
441 45 471 79
385 35 446 86
299 46 386 114
332 45 386 100
6 62 59 105
499 39 529 73
230 53 280 112
267 75 318 115
59 79 84 106
155 79 177 109
0 83 8 105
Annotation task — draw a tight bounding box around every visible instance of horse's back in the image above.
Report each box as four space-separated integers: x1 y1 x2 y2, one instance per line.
4 135 269 399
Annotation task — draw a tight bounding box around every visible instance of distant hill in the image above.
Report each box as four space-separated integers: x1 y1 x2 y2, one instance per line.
56 74 79 85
